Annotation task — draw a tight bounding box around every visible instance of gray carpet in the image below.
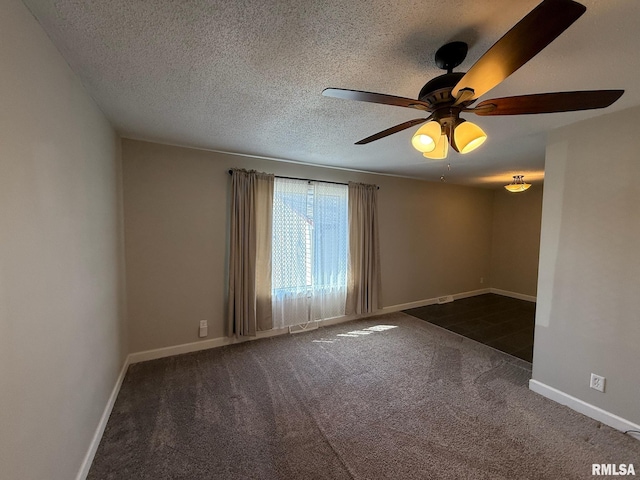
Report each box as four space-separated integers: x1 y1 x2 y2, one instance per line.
88 313 640 479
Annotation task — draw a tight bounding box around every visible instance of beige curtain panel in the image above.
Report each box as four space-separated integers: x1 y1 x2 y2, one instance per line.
346 182 381 315
227 169 274 337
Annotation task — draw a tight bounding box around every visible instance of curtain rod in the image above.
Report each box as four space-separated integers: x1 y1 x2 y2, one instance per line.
227 169 379 189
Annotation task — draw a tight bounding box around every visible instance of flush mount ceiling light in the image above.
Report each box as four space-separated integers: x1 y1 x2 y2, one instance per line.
323 0 624 160
505 175 531 192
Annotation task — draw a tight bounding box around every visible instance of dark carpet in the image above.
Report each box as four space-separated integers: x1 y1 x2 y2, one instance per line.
88 312 639 479
404 294 535 362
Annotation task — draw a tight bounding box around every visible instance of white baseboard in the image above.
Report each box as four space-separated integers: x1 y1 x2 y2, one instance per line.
379 298 438 313
129 314 364 364
529 379 640 438
318 313 361 327
379 288 491 314
490 288 536 303
129 327 286 364
453 288 492 301
76 356 131 480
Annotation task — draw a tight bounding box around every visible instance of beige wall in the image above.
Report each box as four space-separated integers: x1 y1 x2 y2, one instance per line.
0 1 126 479
533 106 640 425
490 187 543 297
122 139 494 352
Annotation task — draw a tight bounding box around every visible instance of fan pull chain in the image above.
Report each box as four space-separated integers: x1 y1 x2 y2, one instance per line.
441 162 452 183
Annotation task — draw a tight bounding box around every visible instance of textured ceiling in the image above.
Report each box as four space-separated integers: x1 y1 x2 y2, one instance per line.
22 0 640 187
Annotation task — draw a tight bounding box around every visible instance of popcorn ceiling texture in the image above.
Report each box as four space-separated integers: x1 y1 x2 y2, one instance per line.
22 0 640 185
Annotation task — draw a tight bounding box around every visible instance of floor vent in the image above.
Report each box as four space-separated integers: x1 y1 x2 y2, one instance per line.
437 295 454 304
289 322 319 334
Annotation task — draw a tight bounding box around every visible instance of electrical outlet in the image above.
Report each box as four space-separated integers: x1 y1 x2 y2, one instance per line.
590 373 605 392
480 277 484 284
199 320 208 338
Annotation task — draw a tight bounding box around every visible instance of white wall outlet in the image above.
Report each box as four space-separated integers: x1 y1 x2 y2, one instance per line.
590 373 605 392
199 320 208 338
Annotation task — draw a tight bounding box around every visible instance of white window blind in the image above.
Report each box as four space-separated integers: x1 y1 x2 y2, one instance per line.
272 177 348 328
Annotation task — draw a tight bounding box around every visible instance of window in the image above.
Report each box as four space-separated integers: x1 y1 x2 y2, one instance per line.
272 177 348 328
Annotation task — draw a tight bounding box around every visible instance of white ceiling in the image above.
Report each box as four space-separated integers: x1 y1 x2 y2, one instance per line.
22 0 640 187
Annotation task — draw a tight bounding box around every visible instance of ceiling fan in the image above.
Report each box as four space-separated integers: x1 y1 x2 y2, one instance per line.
322 0 623 159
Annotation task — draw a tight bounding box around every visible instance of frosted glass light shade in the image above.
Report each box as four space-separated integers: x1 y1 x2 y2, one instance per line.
411 121 441 153
504 175 531 192
423 133 449 159
454 121 487 154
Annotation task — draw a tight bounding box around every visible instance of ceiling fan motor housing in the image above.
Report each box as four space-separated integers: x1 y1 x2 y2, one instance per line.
418 72 465 108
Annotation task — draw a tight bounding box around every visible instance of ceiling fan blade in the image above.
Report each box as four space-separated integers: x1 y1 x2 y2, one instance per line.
355 117 431 145
452 0 586 101
323 88 432 111
470 90 624 116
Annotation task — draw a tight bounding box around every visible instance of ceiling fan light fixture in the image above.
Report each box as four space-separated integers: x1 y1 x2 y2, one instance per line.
454 120 487 154
412 134 434 152
423 133 449 159
505 175 531 192
411 121 441 153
